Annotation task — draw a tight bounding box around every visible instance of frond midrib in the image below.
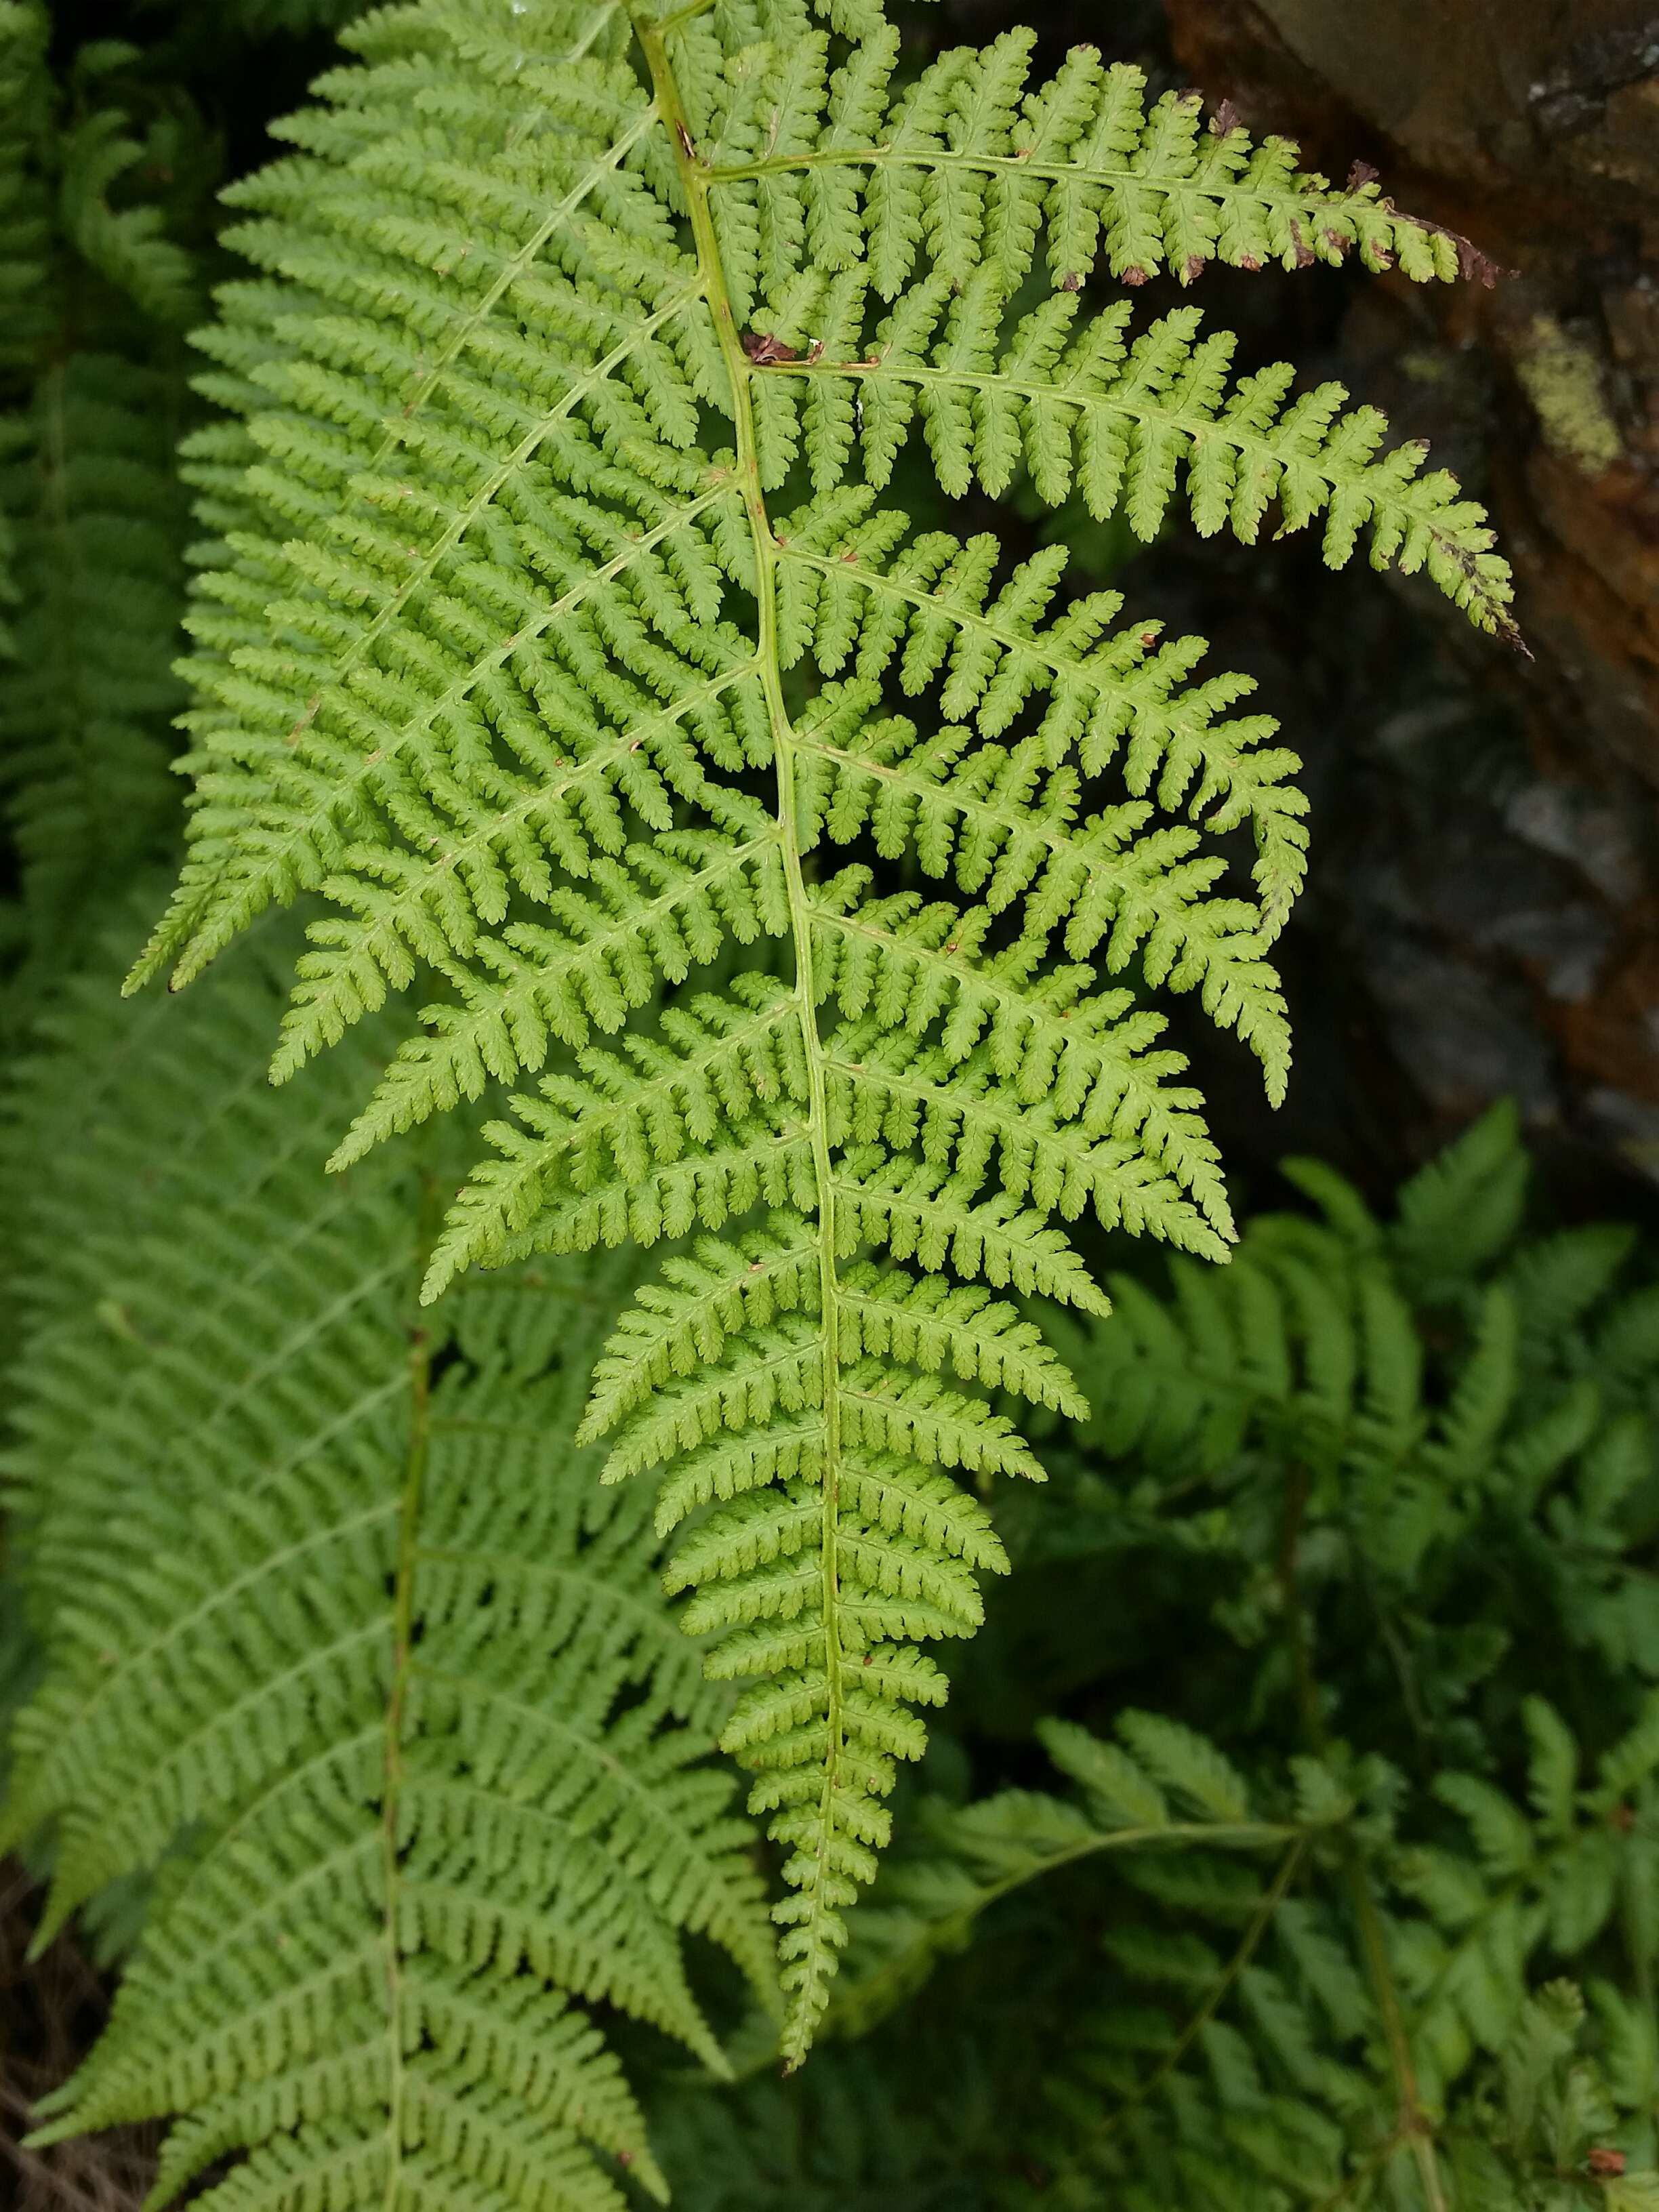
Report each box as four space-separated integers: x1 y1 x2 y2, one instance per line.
632 4 852 2070
376 1175 437 2212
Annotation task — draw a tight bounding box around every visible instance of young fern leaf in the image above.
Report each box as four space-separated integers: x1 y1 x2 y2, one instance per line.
125 0 1514 2057
4 922 775 2210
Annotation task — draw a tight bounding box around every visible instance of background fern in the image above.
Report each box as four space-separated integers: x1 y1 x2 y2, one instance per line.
3 914 775 2209
759 1107 1659 2208
563 1107 1657 2209
0 11 208 1024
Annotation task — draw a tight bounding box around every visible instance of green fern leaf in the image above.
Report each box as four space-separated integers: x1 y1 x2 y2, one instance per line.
1389 1097 1528 1294
1116 1709 1252 1823
0 18 208 1010
813 1710 1293 2044
58 79 198 326
124 0 1515 2056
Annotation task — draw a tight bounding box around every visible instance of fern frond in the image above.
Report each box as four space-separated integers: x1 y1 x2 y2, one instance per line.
4 919 775 2207
125 0 1517 2055
1396 1717 1659 2064
0 21 210 1010
1048 1105 1659 1729
57 74 199 327
1389 1099 1530 1299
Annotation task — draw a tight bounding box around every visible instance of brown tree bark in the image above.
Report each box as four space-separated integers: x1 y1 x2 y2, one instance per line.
1164 0 1659 1172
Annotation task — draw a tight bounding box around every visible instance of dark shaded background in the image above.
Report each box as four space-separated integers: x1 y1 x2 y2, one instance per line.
1006 0 1659 1231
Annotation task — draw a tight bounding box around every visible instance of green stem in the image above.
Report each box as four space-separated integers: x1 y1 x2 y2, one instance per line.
704 142 1390 211
631 5 850 2070
649 0 718 29
1277 1465 1448 2212
380 1179 441 2211
1099 1837 1307 2140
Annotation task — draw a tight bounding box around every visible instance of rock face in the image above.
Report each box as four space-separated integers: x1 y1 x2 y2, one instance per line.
1162 0 1659 1195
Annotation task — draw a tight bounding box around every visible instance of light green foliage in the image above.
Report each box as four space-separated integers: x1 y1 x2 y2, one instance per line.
10 959 1658 2212
3 916 775 2211
119 0 1515 2059
12 5 1657 2208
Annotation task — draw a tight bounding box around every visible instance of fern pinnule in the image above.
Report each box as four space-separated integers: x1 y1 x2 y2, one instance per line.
124 0 1519 2055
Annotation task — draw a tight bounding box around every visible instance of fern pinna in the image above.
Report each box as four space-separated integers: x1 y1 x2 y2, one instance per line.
3 920 774 2209
130 0 1513 2055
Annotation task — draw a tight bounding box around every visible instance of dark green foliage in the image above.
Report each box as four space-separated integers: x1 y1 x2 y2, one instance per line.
0 352 189 968
750 1107 1659 2209
1031 1099 1659 1748
0 12 209 1018
0 0 53 659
